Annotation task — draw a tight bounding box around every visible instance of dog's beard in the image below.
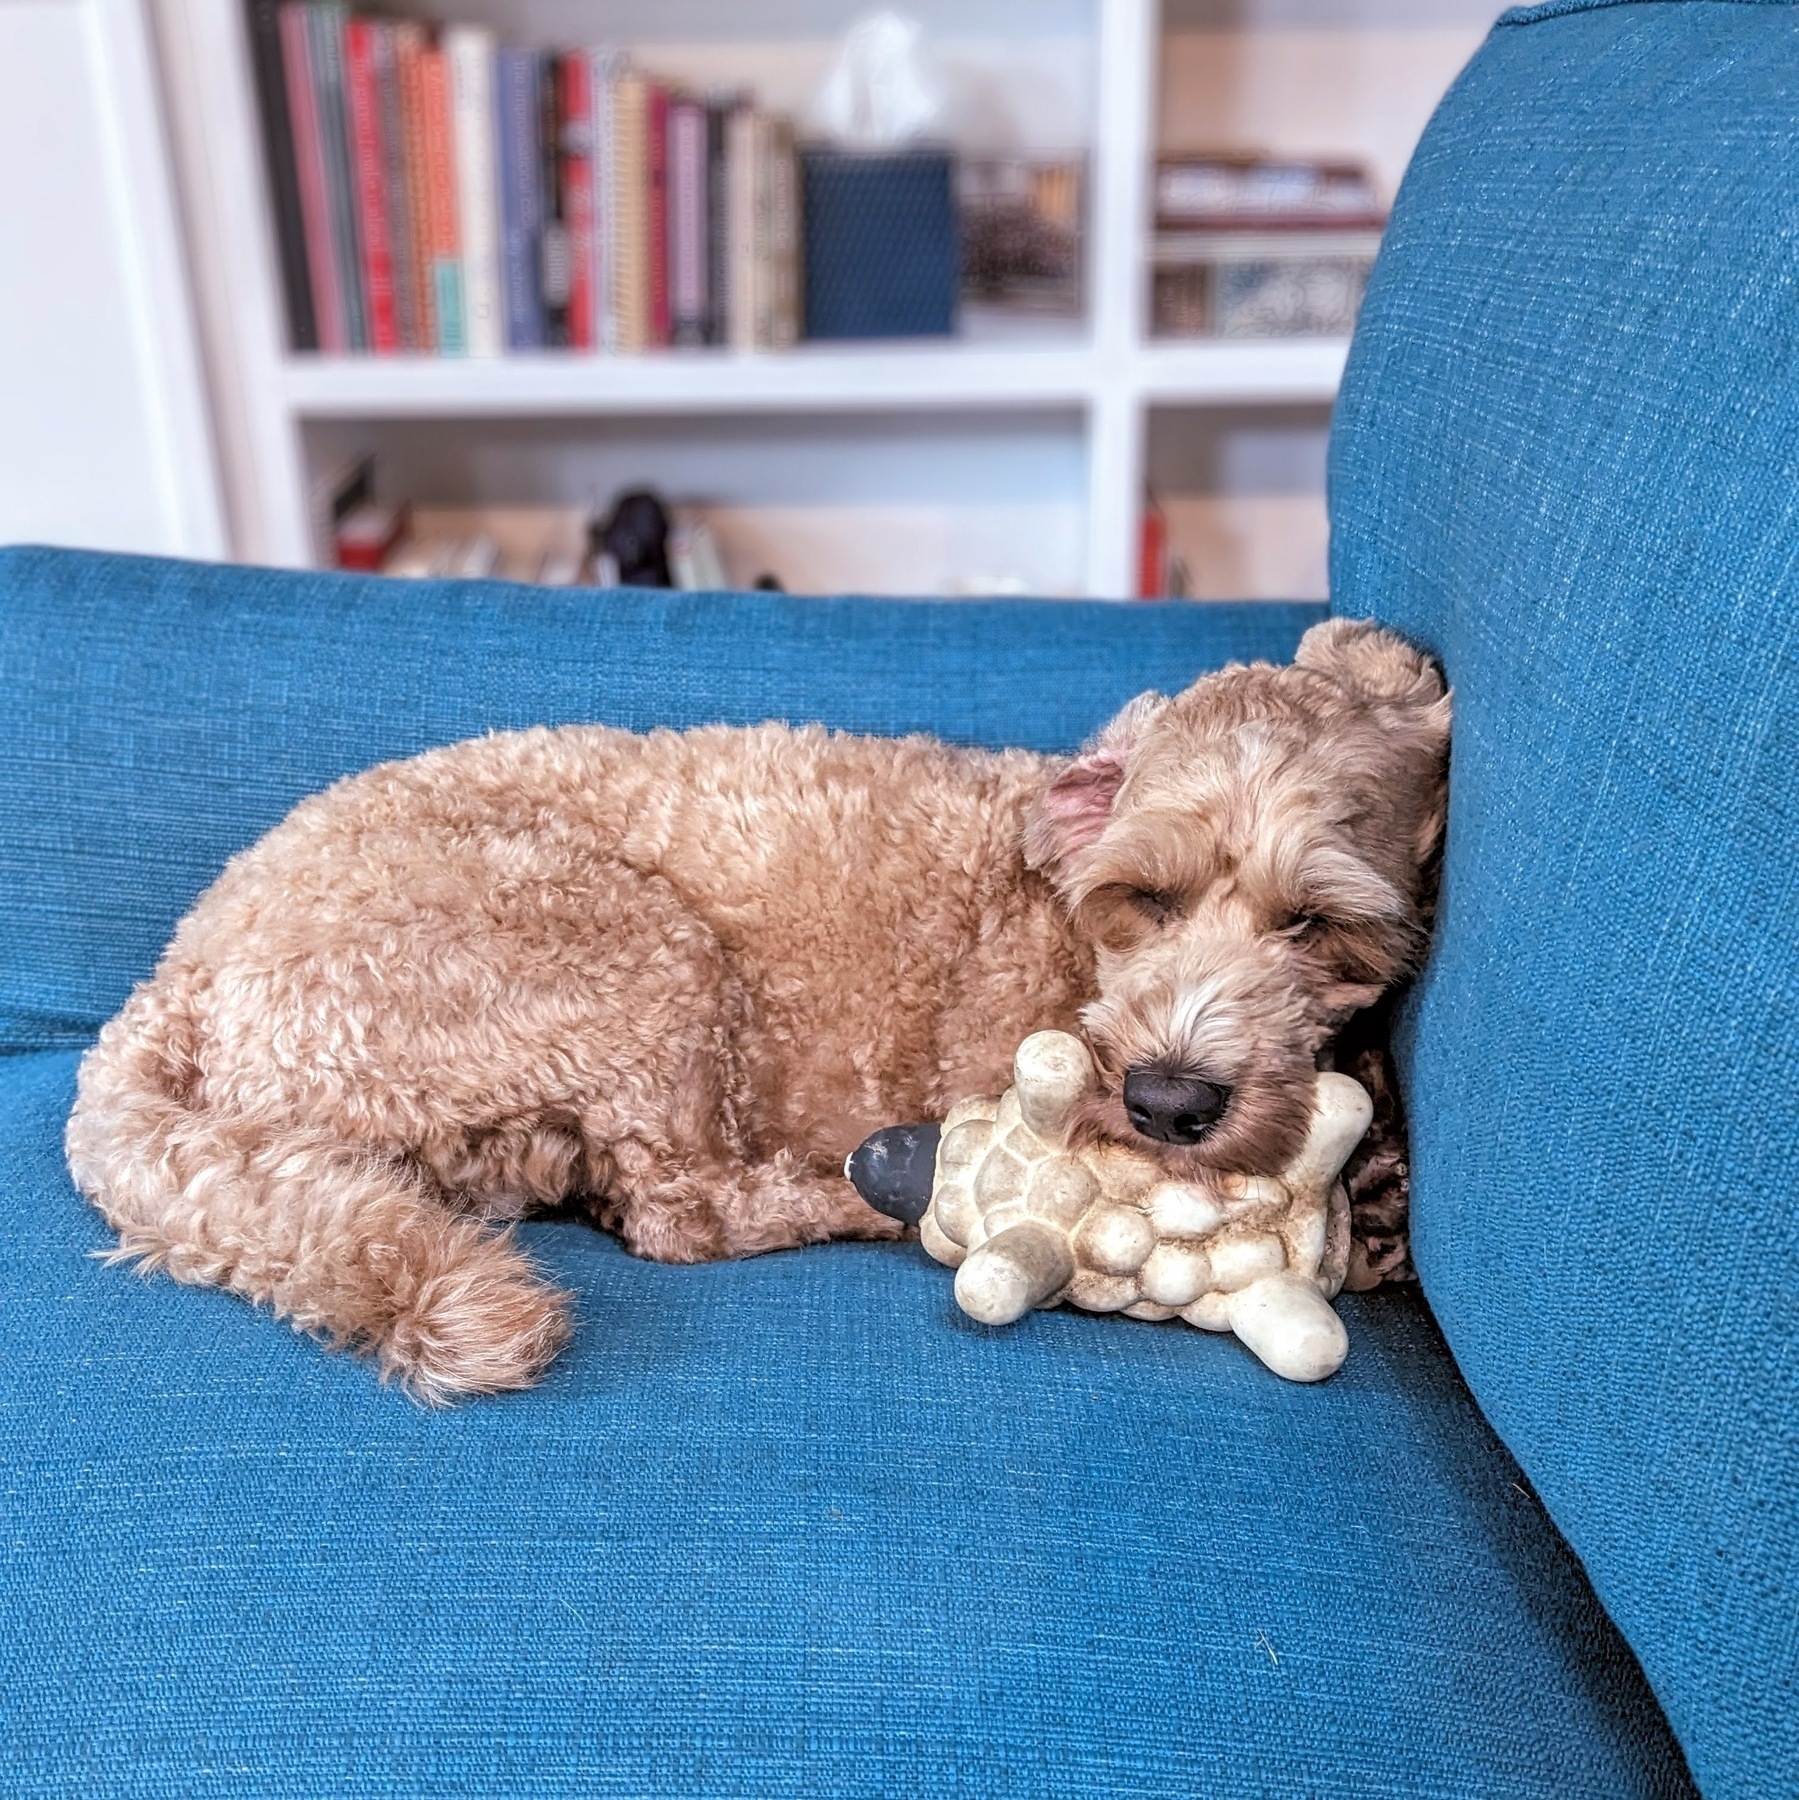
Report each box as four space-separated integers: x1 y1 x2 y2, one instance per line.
1075 955 1324 1176
1063 1066 1317 1177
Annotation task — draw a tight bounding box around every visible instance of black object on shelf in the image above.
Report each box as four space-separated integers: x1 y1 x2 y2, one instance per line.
801 148 958 341
594 490 673 587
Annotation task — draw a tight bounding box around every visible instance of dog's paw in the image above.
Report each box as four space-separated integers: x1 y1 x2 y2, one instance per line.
376 1230 572 1404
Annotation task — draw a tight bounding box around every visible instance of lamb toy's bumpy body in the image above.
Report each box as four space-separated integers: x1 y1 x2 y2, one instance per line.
865 1032 1373 1382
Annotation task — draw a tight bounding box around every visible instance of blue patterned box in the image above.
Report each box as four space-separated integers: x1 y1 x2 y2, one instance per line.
800 148 958 340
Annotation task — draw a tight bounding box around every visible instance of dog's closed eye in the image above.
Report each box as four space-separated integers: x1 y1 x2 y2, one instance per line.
1126 887 1183 926
1278 911 1330 939
1074 883 1185 951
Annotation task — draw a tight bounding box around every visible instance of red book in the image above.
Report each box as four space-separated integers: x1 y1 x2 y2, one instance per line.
279 4 345 351
1137 501 1168 600
646 82 670 348
345 18 400 353
560 54 595 351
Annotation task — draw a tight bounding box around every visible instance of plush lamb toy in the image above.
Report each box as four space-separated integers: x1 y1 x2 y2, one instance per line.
849 1032 1373 1382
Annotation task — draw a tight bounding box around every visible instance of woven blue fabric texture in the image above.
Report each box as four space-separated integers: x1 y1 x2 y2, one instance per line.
1330 4 1799 1796
0 546 1320 1053
0 1047 1690 1797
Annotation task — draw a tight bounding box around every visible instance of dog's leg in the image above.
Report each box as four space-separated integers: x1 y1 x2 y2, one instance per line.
713 1156 905 1256
471 863 907 1264
67 995 570 1403
601 1143 902 1263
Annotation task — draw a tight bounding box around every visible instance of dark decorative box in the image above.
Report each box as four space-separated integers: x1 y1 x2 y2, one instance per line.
800 148 958 340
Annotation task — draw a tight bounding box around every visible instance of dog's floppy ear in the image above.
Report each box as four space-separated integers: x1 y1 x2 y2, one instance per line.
1298 618 1451 863
1295 617 1448 734
1024 691 1167 875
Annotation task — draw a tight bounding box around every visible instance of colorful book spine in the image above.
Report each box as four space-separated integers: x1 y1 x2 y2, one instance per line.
751 112 775 350
392 22 433 351
344 16 399 352
669 97 707 348
590 51 622 353
560 54 595 352
379 23 424 351
246 0 318 351
496 47 545 351
768 119 800 351
446 26 502 356
420 42 465 354
705 96 734 349
278 4 344 351
537 57 570 349
725 102 756 350
308 4 368 351
646 83 670 349
610 70 648 354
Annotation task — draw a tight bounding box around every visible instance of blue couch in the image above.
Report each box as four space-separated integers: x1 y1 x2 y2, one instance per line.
1 2 1791 1793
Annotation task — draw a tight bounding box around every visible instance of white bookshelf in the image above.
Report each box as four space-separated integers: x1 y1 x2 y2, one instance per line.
148 0 1500 599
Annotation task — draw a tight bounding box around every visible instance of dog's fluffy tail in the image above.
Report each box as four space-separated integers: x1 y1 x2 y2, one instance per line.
64 985 570 1403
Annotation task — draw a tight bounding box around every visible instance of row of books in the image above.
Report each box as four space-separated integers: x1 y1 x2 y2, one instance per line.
1150 155 1385 339
247 2 800 355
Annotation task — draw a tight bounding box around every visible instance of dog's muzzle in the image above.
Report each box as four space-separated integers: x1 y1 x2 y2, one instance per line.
1122 1065 1230 1145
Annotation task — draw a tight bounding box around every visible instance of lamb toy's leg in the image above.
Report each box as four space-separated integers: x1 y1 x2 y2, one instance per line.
1281 1074 1375 1193
953 1222 1075 1326
1227 1276 1350 1382
1222 1074 1372 1381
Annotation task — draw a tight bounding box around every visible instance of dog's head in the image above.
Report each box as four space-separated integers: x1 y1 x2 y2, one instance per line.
1025 618 1450 1175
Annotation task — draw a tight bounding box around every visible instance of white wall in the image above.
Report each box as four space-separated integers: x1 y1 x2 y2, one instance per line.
0 0 223 556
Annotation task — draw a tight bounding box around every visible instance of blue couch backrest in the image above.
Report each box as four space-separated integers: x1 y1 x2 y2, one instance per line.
1330 3 1798 1795
0 546 1320 1052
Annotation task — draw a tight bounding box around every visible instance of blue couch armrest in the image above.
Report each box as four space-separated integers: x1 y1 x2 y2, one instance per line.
1330 3 1799 1794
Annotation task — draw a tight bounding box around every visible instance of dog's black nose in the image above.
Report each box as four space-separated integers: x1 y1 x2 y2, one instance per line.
1122 1066 1230 1145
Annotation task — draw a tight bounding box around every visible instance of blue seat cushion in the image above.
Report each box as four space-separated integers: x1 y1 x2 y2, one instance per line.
1330 3 1799 1795
0 1048 1692 1797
